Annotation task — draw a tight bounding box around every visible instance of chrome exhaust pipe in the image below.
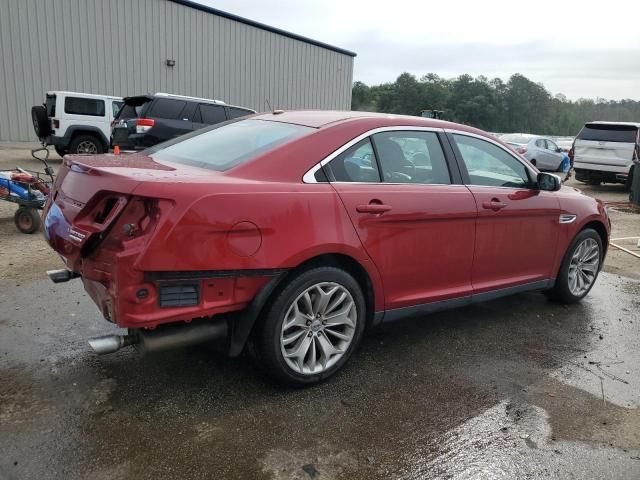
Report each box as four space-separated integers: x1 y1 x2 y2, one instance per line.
88 334 136 355
88 320 228 355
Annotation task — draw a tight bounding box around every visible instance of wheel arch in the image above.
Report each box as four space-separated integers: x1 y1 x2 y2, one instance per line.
66 126 109 149
228 252 381 358
581 220 609 258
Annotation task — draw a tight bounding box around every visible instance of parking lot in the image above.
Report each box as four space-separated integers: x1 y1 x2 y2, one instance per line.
1 145 639 479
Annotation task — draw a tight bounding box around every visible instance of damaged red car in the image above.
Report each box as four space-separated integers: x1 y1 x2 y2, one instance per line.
43 111 610 386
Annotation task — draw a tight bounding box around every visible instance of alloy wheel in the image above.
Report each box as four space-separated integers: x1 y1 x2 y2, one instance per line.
568 238 600 296
76 140 98 154
280 282 357 375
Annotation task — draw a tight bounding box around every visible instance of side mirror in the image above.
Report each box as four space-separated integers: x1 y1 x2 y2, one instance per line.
537 172 561 191
556 147 563 153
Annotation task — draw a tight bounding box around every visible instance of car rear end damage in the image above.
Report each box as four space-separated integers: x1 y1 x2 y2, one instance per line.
42 151 297 356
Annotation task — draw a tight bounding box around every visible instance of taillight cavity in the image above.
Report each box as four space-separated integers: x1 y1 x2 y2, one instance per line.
136 118 155 133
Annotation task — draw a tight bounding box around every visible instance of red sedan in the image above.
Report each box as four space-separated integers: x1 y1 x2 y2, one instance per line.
43 111 610 386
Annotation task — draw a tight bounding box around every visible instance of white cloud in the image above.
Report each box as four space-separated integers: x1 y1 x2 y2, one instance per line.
195 0 640 100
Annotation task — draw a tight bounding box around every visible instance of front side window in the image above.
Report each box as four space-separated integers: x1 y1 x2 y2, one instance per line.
324 138 381 182
64 97 105 117
453 134 531 188
546 139 559 151
148 119 312 171
372 131 451 184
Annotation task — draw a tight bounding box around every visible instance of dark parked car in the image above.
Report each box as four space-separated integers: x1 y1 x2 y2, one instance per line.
44 111 610 386
111 92 255 150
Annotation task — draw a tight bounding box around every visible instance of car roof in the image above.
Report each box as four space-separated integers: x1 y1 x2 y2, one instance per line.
122 93 255 112
46 91 122 101
252 110 483 133
586 121 640 128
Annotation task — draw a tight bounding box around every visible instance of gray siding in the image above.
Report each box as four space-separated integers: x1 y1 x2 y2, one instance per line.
0 0 354 141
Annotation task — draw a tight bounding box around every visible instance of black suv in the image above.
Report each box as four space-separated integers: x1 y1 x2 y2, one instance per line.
111 93 255 150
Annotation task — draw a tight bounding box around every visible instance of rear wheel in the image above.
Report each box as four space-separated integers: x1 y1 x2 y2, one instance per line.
14 207 41 234
253 267 366 386
69 134 104 155
547 228 602 303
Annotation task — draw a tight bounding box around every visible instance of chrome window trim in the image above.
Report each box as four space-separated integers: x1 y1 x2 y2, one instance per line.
302 126 443 184
444 128 539 185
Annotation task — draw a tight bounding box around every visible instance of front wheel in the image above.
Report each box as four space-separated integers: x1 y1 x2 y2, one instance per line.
547 228 603 303
253 267 366 386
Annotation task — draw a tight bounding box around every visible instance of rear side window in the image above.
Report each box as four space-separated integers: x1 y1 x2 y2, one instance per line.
198 104 227 124
325 138 381 182
148 119 312 171
228 107 253 120
149 99 187 119
577 124 639 143
372 131 451 184
64 97 105 117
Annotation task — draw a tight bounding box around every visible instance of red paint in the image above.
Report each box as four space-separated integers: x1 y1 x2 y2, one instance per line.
42 111 610 330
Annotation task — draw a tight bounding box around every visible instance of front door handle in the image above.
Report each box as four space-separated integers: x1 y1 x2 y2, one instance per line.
356 203 392 214
482 198 507 211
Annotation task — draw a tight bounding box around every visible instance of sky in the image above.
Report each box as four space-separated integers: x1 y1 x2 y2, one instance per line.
196 0 640 101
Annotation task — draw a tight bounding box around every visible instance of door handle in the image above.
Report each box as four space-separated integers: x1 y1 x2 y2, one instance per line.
356 203 392 214
482 198 507 211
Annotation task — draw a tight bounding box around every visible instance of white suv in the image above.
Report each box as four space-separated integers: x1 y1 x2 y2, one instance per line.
31 91 123 156
572 121 640 190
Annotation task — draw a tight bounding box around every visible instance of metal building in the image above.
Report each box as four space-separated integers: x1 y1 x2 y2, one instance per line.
0 0 356 142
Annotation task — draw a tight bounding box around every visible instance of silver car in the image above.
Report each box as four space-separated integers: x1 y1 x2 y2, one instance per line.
501 134 565 171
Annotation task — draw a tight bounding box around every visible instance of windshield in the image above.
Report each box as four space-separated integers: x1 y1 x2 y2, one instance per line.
577 124 639 143
148 119 313 171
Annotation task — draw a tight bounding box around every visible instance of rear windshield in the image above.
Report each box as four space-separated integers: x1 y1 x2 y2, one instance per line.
148 119 313 171
577 124 639 143
500 134 531 144
117 97 151 119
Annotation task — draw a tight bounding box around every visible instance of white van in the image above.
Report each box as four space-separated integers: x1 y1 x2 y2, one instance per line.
572 121 640 190
32 91 123 156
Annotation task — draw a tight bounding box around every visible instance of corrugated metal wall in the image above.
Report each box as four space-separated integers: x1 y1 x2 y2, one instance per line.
0 0 354 141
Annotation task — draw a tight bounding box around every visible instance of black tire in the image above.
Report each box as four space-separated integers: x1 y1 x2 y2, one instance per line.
14 207 41 234
253 267 366 387
54 146 67 157
624 166 633 193
546 228 603 304
68 134 104 155
530 159 537 166
31 105 51 139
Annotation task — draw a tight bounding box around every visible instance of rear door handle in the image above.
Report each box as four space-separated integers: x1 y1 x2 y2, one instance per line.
482 199 507 211
356 203 392 214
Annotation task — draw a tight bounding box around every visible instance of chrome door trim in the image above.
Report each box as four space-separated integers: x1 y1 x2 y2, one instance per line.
302 125 443 184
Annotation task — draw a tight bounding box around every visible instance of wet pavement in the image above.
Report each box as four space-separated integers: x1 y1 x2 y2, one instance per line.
1 272 639 479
